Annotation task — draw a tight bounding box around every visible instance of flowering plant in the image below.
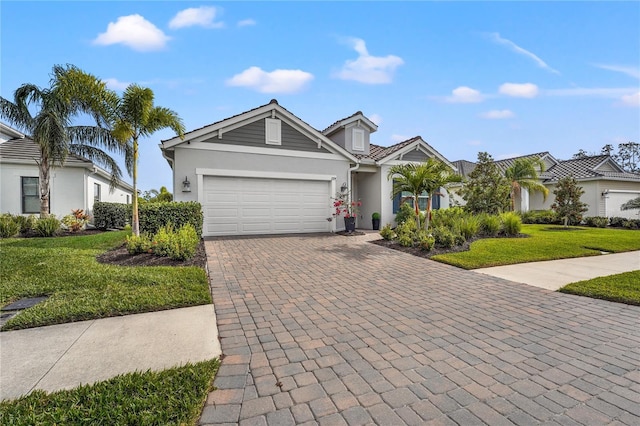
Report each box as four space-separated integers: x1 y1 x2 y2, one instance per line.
332 191 362 218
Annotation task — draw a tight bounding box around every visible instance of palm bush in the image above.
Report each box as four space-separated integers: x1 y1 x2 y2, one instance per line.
35 217 61 237
500 212 522 236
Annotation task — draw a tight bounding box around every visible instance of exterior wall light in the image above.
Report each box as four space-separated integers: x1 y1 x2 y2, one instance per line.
182 176 191 192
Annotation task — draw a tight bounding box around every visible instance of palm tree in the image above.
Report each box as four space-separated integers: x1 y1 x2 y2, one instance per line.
621 196 640 211
0 65 127 217
504 158 549 212
111 85 184 236
387 158 461 230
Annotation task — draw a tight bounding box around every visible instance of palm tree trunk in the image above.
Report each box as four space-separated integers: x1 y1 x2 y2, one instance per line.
414 195 421 228
39 149 50 218
425 195 431 231
132 138 139 236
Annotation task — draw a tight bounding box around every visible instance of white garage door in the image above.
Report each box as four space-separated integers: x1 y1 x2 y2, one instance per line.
202 176 331 236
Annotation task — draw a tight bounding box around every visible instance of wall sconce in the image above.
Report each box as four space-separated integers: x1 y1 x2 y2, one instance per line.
340 182 348 193
182 176 191 192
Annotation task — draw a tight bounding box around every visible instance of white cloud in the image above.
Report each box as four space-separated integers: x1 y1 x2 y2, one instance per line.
480 109 515 119
593 64 640 80
621 91 640 107
226 66 314 94
103 78 130 91
391 134 410 143
445 86 484 103
488 33 560 74
336 38 404 84
93 14 170 51
237 19 256 27
369 113 382 125
169 7 224 29
499 82 539 98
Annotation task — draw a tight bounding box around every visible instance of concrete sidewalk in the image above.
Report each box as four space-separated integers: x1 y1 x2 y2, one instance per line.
475 250 640 290
0 304 221 401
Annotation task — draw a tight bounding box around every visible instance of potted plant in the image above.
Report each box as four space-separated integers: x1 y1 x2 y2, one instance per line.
332 192 361 233
371 212 381 230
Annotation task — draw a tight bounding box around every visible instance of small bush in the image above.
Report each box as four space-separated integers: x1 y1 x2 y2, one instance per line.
125 233 153 254
168 223 200 260
13 215 37 234
139 202 203 236
0 215 20 238
94 202 129 230
431 207 466 229
416 230 435 251
398 233 413 247
458 216 480 240
610 217 640 229
395 218 417 240
521 210 560 225
432 226 456 249
501 212 522 236
35 216 61 237
379 224 395 240
583 216 608 228
62 209 90 232
372 212 381 220
153 224 174 257
479 214 501 237
395 203 417 225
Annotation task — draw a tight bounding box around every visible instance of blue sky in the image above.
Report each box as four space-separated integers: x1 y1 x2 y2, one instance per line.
2 1 639 192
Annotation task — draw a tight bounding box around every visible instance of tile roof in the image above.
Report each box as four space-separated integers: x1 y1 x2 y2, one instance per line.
354 137 420 161
321 111 367 135
451 159 477 178
543 155 640 182
493 152 552 172
0 137 93 166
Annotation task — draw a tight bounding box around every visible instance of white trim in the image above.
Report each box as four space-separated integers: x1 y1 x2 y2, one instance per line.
195 168 336 182
352 128 365 152
377 138 456 171
183 141 348 161
323 113 378 136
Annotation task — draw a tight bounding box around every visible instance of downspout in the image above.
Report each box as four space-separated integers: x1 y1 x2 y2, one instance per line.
348 161 360 225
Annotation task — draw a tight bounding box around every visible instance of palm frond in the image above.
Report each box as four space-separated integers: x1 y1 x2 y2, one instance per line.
69 144 123 190
68 125 127 155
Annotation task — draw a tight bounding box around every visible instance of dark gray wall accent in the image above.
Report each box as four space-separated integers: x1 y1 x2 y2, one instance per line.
403 150 429 161
203 119 331 153
328 128 347 149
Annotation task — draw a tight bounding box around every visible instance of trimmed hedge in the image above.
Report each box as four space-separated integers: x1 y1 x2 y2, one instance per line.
521 209 561 225
139 202 203 236
93 202 129 230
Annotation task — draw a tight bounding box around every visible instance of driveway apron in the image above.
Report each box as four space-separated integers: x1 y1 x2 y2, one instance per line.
202 233 640 425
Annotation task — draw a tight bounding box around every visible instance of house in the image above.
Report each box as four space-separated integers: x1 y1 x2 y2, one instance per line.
452 152 640 219
0 123 134 218
160 100 456 237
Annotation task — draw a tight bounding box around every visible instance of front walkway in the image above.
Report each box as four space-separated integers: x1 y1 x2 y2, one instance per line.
202 233 640 425
476 251 640 291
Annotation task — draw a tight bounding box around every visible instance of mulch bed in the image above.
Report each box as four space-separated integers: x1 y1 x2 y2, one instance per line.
96 240 207 268
370 233 528 259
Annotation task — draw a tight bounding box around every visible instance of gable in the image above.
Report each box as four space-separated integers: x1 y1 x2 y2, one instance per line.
200 119 332 154
594 159 621 173
401 150 429 162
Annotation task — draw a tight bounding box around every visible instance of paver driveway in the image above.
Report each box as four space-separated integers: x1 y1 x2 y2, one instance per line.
201 233 640 425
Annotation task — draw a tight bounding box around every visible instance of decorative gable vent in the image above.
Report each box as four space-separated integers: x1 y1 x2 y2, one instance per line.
265 118 282 145
352 128 365 152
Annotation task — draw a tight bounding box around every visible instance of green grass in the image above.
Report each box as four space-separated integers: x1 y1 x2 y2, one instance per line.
0 359 219 425
432 224 640 269
559 271 640 306
0 231 210 331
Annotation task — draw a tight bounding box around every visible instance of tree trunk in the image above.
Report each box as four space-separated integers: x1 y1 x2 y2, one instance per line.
132 138 140 236
414 195 421 228
425 195 431 231
39 151 50 218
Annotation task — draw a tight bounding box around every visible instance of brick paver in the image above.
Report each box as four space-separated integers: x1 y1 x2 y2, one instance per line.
200 233 640 425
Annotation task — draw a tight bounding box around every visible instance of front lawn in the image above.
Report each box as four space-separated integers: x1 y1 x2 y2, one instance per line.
559 271 640 306
0 359 219 424
0 231 210 331
432 224 640 269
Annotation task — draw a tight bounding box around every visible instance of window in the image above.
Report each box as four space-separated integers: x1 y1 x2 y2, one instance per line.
393 181 440 213
94 183 101 204
126 194 130 204
352 128 365 151
21 177 39 214
265 118 281 145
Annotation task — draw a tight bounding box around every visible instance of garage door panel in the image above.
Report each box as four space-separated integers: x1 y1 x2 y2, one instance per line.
202 176 331 236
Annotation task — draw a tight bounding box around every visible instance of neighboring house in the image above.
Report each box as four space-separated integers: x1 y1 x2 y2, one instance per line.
160 100 456 237
0 123 134 218
452 152 640 219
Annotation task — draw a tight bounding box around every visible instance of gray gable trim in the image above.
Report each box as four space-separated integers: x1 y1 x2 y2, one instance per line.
322 111 378 136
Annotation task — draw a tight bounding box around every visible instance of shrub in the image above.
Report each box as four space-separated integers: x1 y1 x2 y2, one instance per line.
35 216 61 237
372 212 381 220
583 216 608 228
0 215 20 238
139 202 203 236
379 224 395 240
432 226 456 249
623 219 640 230
431 207 466 229
62 209 90 232
153 224 174 257
395 218 417 241
151 223 200 260
13 215 37 234
94 202 129 230
125 233 153 254
416 230 435 251
477 214 500 236
521 210 560 225
500 212 522 236
395 202 417 225
398 233 413 247
458 215 480 240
